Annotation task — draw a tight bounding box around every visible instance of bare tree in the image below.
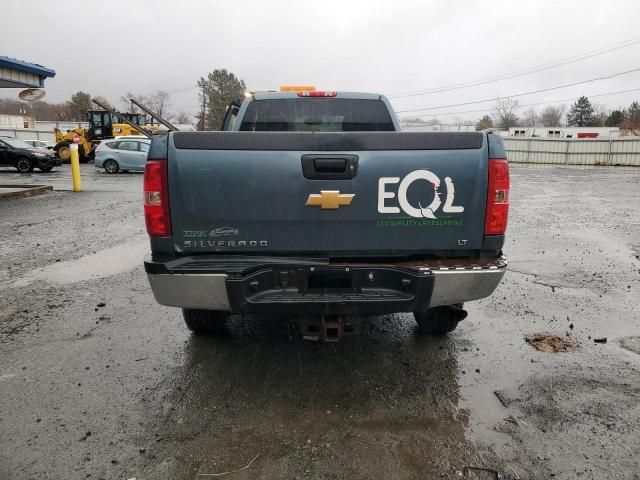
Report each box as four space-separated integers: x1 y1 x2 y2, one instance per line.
520 108 539 127
175 111 194 124
0 98 72 120
120 91 171 118
492 98 519 130
92 96 115 111
450 117 473 130
620 101 640 136
591 103 608 127
400 117 427 124
120 92 138 113
149 91 170 118
539 105 565 126
620 118 640 135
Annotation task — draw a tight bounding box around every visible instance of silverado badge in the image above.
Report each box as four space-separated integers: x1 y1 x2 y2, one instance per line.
305 191 355 209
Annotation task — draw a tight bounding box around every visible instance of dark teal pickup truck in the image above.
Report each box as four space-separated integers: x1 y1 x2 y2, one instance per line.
143 90 509 339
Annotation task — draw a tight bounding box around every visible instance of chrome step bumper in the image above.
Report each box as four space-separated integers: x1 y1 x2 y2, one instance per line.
145 255 506 312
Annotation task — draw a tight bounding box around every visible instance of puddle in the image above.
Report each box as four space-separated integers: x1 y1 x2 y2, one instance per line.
0 305 19 322
525 333 577 353
12 238 148 287
620 336 640 356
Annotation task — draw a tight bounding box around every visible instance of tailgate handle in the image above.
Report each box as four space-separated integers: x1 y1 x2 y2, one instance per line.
314 158 346 172
302 154 359 180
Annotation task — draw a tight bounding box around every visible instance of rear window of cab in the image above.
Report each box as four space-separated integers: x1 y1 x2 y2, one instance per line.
239 98 395 132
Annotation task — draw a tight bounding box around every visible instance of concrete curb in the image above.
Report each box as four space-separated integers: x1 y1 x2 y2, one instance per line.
0 185 53 200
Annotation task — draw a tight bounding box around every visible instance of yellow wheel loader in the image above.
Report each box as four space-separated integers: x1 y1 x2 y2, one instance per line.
53 109 157 162
53 127 95 161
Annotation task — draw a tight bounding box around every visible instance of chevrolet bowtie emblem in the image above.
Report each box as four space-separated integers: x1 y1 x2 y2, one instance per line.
305 191 355 209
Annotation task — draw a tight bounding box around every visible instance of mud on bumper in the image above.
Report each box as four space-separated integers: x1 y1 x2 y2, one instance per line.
144 255 506 315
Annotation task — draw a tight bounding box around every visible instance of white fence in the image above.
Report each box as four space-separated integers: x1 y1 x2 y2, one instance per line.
503 137 640 167
0 128 55 142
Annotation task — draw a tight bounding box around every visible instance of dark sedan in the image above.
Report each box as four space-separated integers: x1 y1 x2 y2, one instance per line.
0 136 62 173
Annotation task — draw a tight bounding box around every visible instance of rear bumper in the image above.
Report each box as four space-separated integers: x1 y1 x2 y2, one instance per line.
144 255 506 314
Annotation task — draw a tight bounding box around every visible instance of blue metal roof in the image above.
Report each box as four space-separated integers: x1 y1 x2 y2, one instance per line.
0 56 56 78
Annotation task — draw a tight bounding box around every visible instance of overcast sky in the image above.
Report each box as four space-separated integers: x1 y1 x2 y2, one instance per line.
2 0 640 122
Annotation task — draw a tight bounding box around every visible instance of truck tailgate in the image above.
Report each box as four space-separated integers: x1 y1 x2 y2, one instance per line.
167 132 488 256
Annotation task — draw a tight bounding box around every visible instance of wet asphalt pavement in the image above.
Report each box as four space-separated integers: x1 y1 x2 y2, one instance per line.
1 164 639 479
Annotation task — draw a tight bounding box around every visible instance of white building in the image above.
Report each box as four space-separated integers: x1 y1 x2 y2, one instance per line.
0 118 88 142
508 126 620 139
0 114 35 129
400 121 476 132
35 120 89 131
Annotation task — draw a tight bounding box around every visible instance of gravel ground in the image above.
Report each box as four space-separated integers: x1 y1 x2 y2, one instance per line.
0 164 639 479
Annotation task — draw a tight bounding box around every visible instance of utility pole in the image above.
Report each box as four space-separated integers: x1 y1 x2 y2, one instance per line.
198 84 208 131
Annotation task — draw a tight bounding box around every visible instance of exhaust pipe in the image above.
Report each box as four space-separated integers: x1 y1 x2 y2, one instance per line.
441 304 468 323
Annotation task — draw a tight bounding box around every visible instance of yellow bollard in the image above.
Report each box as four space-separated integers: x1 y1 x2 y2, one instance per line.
70 143 83 192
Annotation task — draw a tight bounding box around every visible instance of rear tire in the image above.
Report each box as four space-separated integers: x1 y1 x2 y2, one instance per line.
15 157 34 173
103 159 119 174
182 309 229 335
414 304 467 335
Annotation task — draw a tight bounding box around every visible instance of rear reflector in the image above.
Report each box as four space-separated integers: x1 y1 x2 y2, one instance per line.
297 91 337 97
143 160 171 237
484 158 510 235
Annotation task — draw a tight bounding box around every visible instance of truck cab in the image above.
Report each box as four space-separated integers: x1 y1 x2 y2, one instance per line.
222 90 401 132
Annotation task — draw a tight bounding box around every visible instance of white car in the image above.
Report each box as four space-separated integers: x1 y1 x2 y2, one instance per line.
113 135 149 140
94 137 151 173
23 139 55 149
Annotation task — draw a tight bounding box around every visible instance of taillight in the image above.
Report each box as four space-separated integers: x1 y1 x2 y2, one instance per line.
484 158 510 235
297 91 337 97
143 160 171 237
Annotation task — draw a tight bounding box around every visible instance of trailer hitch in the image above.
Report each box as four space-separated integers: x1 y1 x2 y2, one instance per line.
295 316 364 342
